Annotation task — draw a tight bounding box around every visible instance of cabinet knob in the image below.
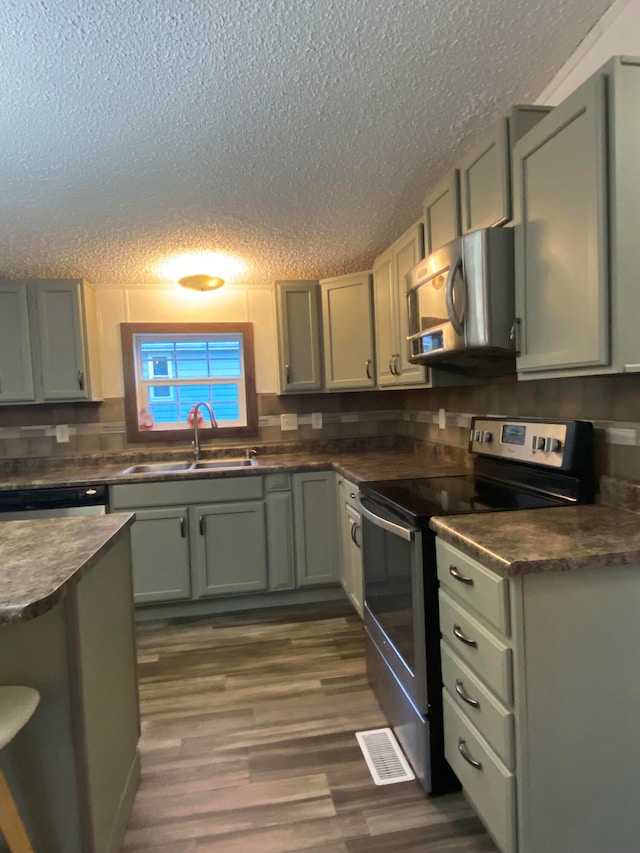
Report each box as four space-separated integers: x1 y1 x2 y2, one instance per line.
365 359 372 379
180 517 186 538
78 369 85 390
199 516 205 535
285 363 291 384
455 679 480 708
449 564 474 585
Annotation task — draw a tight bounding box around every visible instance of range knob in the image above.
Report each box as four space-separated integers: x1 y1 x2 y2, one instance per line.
544 437 562 453
481 431 493 443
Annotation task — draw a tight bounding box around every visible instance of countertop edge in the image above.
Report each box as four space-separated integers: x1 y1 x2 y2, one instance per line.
0 513 135 624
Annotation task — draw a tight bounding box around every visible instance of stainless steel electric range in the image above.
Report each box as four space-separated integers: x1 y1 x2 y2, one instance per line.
355 417 595 795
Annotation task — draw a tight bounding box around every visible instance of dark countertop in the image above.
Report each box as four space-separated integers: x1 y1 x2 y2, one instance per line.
0 449 470 491
0 513 134 624
430 504 640 577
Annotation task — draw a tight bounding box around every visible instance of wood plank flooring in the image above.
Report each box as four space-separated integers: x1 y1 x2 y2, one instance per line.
122 602 498 852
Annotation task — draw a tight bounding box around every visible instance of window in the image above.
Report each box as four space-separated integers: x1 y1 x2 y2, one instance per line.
120 323 258 442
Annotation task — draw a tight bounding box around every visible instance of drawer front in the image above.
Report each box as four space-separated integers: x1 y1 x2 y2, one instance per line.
439 589 513 705
443 692 516 853
436 538 510 635
110 476 264 509
264 472 292 492
441 642 515 769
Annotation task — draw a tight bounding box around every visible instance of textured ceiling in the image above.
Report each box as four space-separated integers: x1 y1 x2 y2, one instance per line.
0 0 614 287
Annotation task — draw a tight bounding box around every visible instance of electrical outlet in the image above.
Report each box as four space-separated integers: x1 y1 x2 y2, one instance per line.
438 408 446 430
311 412 323 429
280 413 298 431
55 424 70 443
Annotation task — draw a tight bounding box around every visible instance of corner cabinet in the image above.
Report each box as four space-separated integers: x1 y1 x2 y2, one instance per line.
0 278 102 404
513 57 640 380
275 280 323 393
372 219 427 387
293 471 340 586
320 271 376 390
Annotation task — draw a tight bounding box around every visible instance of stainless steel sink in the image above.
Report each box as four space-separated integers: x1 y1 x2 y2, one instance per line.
190 458 257 470
121 462 193 474
120 458 257 474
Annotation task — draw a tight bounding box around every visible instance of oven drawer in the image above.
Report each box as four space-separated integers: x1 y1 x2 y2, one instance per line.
439 589 513 705
436 538 510 635
441 642 515 770
443 692 516 853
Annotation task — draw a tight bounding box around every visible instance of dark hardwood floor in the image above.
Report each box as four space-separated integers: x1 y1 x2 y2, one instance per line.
122 602 497 852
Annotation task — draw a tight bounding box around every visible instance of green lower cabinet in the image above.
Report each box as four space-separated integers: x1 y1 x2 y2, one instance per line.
266 489 296 590
129 506 191 604
293 471 339 586
192 501 268 597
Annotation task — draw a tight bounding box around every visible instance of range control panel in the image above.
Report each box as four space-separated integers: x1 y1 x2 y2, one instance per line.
469 418 568 468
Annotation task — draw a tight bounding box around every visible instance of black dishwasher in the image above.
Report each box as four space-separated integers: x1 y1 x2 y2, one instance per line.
0 485 108 519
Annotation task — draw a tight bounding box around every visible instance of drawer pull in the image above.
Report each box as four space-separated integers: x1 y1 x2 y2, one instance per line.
455 679 480 708
449 564 474 585
453 624 478 648
458 737 483 770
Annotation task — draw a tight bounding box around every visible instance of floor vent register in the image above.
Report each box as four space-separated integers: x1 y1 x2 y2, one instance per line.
355 727 416 785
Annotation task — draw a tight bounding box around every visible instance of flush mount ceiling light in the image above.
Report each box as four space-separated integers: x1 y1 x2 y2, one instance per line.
177 273 225 291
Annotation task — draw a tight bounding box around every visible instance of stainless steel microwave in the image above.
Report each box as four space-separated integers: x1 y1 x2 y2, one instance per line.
406 227 515 374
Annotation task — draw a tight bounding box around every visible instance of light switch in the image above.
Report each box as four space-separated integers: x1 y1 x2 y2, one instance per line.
438 409 446 430
280 413 298 431
311 412 323 429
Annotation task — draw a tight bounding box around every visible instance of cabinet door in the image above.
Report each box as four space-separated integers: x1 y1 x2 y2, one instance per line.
392 221 427 385
266 489 295 590
459 118 511 232
193 501 268 596
344 503 364 618
513 75 609 375
424 171 461 254
293 472 339 586
129 507 191 604
320 271 375 390
372 249 396 387
275 280 323 392
33 280 90 400
0 283 35 403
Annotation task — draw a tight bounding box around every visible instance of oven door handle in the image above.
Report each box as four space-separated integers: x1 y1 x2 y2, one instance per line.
352 494 415 542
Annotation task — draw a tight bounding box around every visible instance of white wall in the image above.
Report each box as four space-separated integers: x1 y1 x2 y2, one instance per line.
95 284 279 398
537 0 640 103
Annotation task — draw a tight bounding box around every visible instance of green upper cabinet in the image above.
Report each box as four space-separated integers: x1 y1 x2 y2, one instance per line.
320 270 376 390
512 57 640 379
275 280 323 393
0 282 35 403
0 278 102 404
459 106 551 234
425 105 550 256
373 219 427 387
424 171 461 255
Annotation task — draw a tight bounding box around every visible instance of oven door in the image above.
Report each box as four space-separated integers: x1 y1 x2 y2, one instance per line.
406 237 466 362
356 493 428 713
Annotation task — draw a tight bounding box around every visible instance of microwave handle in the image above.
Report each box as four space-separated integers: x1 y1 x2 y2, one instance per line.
352 493 415 542
445 254 464 336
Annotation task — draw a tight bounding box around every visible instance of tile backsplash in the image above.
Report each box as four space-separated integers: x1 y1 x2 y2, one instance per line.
2 371 640 483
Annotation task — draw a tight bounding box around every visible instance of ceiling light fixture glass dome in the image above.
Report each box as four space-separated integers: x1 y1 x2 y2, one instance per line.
177 273 225 291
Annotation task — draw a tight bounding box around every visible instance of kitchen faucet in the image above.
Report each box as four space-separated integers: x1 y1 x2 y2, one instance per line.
191 401 218 461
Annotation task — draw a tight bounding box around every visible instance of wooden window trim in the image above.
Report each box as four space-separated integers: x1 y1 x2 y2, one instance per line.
120 322 258 443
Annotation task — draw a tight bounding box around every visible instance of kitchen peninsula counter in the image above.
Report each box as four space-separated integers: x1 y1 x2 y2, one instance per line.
0 512 134 622
431 503 640 576
0 513 140 852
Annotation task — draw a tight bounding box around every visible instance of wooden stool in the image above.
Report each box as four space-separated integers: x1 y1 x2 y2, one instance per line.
0 687 39 853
